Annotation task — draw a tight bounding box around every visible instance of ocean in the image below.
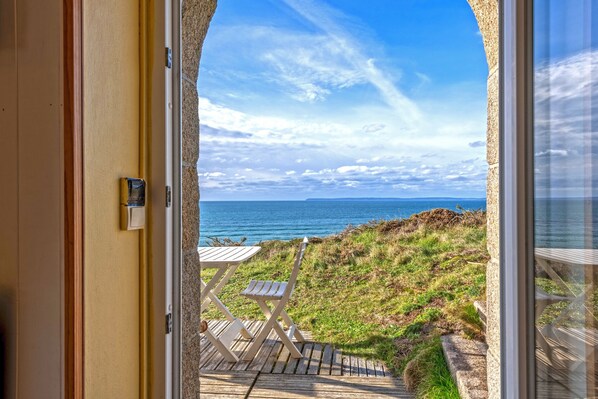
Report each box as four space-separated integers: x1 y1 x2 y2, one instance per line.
199 198 486 245
534 198 598 249
199 198 598 247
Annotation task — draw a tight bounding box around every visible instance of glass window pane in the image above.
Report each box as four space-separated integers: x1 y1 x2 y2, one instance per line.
534 1 598 397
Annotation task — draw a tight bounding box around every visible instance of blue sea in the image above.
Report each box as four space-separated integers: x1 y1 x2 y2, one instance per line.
200 198 598 247
535 198 598 249
199 198 486 245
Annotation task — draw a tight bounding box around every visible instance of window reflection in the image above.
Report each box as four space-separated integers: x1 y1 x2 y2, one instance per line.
534 1 598 397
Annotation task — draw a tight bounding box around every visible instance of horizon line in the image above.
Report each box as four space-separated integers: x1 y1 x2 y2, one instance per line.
200 197 487 202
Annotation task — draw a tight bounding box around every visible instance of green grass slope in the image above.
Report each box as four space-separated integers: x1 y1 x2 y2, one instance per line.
202 208 489 398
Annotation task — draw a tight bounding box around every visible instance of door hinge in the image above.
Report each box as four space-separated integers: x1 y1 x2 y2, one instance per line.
165 47 172 69
165 313 173 334
166 186 172 208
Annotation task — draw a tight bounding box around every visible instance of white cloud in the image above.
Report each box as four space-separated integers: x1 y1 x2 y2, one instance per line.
534 51 598 197
337 165 369 173
469 141 485 148
534 149 568 157
361 123 386 133
202 172 226 178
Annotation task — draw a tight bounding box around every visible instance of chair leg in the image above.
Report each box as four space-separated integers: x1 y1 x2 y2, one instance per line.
273 322 303 358
255 300 302 358
272 301 306 342
243 313 276 361
280 310 305 342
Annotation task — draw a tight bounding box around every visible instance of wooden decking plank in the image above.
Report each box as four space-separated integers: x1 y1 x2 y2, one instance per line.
251 384 409 393
248 374 411 398
248 390 409 398
374 361 385 377
295 342 314 374
381 362 389 377
341 355 351 376
283 343 304 374
365 358 376 377
199 370 258 399
331 348 342 376
351 355 361 376
357 356 367 377
319 344 333 375
272 345 292 374
247 328 279 371
364 359 372 377
199 371 257 384
371 360 379 377
261 339 283 373
307 343 323 375
255 374 406 386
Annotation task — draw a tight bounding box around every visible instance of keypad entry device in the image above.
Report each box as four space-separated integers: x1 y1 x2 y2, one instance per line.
120 177 146 230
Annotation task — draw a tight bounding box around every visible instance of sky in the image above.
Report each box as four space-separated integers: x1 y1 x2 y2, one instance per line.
533 0 598 198
197 0 489 201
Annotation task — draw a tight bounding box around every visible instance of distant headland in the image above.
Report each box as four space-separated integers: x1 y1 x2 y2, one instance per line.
304 197 485 201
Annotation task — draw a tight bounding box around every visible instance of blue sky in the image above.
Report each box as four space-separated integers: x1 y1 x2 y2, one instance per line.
533 0 598 198
198 0 488 200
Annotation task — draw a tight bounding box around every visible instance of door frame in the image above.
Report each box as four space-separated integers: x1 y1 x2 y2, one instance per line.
500 0 535 396
141 0 181 397
63 1 182 397
63 0 84 397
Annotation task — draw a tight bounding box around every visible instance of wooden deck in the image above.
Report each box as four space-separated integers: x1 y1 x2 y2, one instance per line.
536 327 598 398
200 320 411 398
200 320 390 376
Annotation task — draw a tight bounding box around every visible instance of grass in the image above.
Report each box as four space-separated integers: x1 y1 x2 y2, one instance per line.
202 208 489 398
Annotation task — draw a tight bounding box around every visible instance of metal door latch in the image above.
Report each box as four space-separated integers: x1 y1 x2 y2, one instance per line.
165 47 172 69
166 186 172 208
165 313 173 334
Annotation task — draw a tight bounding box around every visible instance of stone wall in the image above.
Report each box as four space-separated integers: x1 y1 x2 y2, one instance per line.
181 1 500 397
181 0 217 397
466 1 500 398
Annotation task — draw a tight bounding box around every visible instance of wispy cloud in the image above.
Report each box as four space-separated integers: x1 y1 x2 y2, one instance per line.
362 123 386 133
198 92 487 199
281 0 422 127
534 50 598 197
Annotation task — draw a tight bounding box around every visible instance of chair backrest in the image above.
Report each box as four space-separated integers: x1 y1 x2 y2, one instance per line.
282 237 308 300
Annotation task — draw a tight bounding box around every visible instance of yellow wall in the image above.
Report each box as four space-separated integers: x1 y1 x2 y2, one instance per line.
83 0 140 397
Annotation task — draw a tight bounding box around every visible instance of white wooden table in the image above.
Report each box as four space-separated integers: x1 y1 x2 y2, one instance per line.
199 246 261 361
535 248 598 307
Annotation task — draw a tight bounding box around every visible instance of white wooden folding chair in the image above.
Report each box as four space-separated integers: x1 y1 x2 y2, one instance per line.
240 237 308 361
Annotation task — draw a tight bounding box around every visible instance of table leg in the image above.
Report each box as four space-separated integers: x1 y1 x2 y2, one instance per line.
200 267 252 339
201 264 240 310
200 267 227 303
